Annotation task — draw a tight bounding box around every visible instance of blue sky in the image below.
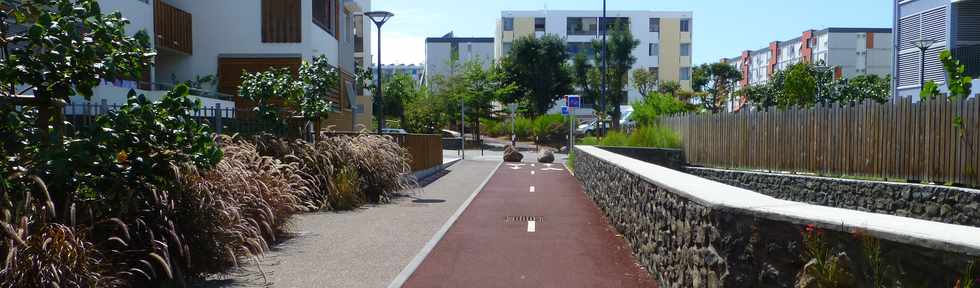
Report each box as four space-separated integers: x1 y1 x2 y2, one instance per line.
371 0 892 65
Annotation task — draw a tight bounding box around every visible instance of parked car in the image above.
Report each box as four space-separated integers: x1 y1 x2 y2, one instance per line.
381 128 408 134
441 129 461 138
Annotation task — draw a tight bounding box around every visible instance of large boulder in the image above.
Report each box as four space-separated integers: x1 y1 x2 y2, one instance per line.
537 149 555 163
503 145 524 162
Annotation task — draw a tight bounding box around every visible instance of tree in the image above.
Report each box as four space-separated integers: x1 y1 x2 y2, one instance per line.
297 55 340 122
781 62 818 109
601 23 640 130
658 81 682 97
692 63 742 113
632 68 658 97
572 52 598 105
461 60 517 144
403 85 447 134
500 34 573 116
382 73 417 127
0 0 154 145
240 55 340 136
631 92 691 127
239 68 302 130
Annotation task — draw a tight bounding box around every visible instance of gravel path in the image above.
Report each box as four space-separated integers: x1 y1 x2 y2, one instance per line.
199 160 501 288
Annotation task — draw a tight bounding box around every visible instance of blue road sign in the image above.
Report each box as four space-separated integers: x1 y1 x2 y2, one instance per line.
561 106 569 115
566 95 581 108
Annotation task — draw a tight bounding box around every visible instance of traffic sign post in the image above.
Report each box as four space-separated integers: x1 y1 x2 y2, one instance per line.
565 95 581 153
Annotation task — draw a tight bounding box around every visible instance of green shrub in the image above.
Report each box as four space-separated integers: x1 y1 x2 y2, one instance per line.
481 118 501 137
512 117 534 141
599 132 629 147
579 136 600 145
631 92 691 127
627 125 682 149
532 114 569 145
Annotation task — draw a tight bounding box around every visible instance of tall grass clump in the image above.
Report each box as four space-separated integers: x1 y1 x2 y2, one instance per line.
330 166 364 210
250 134 336 211
626 125 682 149
173 136 304 276
599 131 630 147
319 134 413 203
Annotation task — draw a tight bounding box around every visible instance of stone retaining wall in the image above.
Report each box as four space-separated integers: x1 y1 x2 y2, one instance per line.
687 167 980 228
573 146 980 288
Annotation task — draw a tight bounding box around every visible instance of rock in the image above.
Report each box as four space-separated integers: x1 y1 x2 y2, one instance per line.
503 145 523 162
537 149 555 163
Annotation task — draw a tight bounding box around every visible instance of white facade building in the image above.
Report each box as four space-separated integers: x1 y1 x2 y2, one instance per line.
424 33 494 89
91 0 373 130
893 0 980 99
725 27 893 91
495 10 693 115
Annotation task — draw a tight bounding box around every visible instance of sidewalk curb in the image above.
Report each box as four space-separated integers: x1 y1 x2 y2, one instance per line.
386 160 504 288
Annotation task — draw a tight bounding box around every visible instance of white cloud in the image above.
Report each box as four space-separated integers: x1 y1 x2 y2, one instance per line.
369 31 426 65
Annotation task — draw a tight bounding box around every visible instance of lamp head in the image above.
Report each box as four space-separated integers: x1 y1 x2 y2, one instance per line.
364 11 394 27
909 39 938 51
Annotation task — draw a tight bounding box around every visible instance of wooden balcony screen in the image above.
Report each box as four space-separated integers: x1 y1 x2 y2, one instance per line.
262 0 302 43
154 0 193 54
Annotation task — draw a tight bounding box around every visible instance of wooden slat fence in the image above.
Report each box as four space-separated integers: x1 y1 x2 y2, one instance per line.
663 98 980 187
322 132 444 173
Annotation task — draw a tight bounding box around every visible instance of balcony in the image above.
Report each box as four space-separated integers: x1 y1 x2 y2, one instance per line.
154 0 193 55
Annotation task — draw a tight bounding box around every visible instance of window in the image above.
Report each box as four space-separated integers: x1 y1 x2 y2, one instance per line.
649 43 659 56
649 18 660 32
680 43 691 57
680 67 691 80
680 18 691 32
345 10 353 43
567 17 598 35
503 17 514 31
535 17 546 32
502 42 513 55
313 0 336 36
601 17 630 32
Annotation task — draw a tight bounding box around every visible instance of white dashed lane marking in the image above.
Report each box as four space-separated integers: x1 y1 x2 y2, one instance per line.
527 221 536 232
531 170 535 175
529 186 535 193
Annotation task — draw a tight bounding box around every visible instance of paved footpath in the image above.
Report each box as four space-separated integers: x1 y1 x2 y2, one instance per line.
203 160 500 288
400 162 656 288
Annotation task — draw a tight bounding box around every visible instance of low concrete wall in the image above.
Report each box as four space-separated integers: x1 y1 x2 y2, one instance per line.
597 146 685 171
687 167 980 228
573 146 980 288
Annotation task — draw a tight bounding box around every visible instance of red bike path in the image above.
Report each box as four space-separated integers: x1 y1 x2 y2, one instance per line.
402 162 657 288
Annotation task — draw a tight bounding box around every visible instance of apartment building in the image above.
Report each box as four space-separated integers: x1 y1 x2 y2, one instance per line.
495 10 694 109
724 28 893 94
894 0 980 99
424 32 495 89
380 64 426 87
92 0 373 130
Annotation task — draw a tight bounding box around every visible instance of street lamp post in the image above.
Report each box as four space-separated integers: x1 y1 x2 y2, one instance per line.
365 11 394 134
599 0 607 137
910 38 938 89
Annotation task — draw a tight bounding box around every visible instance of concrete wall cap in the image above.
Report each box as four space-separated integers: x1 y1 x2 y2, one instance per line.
576 145 980 255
